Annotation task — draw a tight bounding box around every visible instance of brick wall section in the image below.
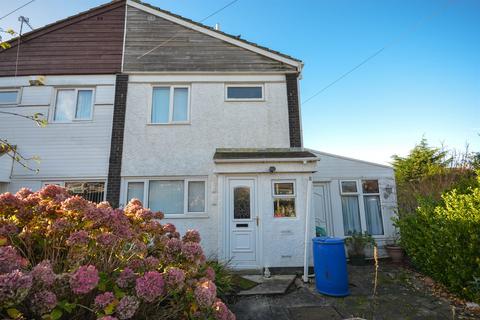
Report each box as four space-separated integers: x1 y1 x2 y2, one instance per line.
106 74 129 207
286 73 302 148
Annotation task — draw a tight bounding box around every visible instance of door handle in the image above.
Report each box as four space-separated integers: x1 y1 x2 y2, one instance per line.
256 216 259 226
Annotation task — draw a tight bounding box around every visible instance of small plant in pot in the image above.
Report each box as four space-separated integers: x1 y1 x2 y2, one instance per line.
345 231 375 265
385 230 404 264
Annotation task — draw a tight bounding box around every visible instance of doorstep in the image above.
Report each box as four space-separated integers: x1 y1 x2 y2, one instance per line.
237 274 296 296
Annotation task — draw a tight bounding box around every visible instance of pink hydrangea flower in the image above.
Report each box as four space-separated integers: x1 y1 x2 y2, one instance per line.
116 267 136 288
0 246 28 273
50 217 71 233
94 291 115 309
0 270 33 307
194 280 217 308
181 242 205 262
69 265 99 294
205 266 216 281
182 229 201 243
135 271 165 302
144 256 159 271
97 232 118 247
163 223 176 233
61 196 91 212
31 260 56 287
0 221 18 237
15 187 33 199
0 192 21 208
31 290 57 315
165 238 183 256
213 299 236 320
66 230 89 246
39 185 69 202
116 295 140 320
164 267 186 289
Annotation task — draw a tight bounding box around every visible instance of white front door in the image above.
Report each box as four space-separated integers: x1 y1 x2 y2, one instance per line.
227 178 258 268
313 183 333 236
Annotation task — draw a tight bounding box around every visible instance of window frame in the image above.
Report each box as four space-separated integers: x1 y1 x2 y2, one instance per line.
272 179 297 219
149 85 191 125
340 180 359 195
225 83 265 102
123 177 208 218
51 87 95 123
339 179 385 237
0 88 21 106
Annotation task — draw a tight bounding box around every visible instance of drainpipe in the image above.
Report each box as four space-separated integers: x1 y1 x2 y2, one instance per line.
302 176 313 282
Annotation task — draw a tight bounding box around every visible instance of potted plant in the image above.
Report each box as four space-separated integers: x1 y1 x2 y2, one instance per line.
385 231 404 263
345 232 375 266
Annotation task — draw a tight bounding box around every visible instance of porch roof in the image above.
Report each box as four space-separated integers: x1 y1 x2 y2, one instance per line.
213 148 318 163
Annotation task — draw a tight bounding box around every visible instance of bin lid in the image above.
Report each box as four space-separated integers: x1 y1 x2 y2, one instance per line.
312 237 344 244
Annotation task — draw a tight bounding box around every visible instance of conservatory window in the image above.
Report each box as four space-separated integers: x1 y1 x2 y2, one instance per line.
362 180 384 235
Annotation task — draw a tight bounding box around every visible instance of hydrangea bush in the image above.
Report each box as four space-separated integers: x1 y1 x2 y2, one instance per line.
0 185 235 320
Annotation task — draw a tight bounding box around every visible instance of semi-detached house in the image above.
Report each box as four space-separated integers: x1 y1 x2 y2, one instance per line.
0 0 398 273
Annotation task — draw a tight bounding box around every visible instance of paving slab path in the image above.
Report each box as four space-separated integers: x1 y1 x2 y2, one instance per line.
229 263 478 320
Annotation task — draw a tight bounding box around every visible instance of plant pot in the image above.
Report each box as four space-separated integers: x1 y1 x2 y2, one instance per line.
386 245 404 263
349 254 367 266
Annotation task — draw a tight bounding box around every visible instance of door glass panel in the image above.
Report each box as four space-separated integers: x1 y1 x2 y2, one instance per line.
233 187 250 219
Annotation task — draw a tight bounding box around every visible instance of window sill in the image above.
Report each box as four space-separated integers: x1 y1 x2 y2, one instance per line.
162 213 209 219
225 99 265 102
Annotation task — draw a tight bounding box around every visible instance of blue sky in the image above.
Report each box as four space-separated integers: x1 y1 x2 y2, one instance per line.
2 0 479 164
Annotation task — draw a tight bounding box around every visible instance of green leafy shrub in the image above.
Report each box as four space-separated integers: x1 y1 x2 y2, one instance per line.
0 185 235 320
397 186 480 302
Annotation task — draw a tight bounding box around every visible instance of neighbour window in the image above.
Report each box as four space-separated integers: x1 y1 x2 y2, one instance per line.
225 84 263 101
151 86 189 123
273 181 296 218
54 89 94 121
64 181 105 203
147 179 206 215
362 180 384 235
0 90 19 104
340 180 362 235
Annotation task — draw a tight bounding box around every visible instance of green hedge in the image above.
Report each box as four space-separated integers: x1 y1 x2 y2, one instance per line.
397 188 480 302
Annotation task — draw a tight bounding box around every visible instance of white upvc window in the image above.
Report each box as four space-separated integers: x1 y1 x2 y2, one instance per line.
150 85 190 124
0 89 20 105
340 179 384 236
124 178 207 217
52 88 94 122
225 84 264 101
272 180 296 218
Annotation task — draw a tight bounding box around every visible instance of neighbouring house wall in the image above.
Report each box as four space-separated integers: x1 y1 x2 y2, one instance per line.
0 1 125 77
0 155 13 182
0 75 116 193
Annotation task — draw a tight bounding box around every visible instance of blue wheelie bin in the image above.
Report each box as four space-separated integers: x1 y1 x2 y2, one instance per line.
312 237 350 297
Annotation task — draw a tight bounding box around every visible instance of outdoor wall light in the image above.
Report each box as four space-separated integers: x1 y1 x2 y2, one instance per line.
383 186 393 199
269 166 276 173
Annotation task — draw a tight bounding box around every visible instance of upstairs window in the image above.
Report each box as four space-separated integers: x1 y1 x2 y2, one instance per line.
0 90 19 105
54 89 94 122
151 86 189 124
225 84 264 101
